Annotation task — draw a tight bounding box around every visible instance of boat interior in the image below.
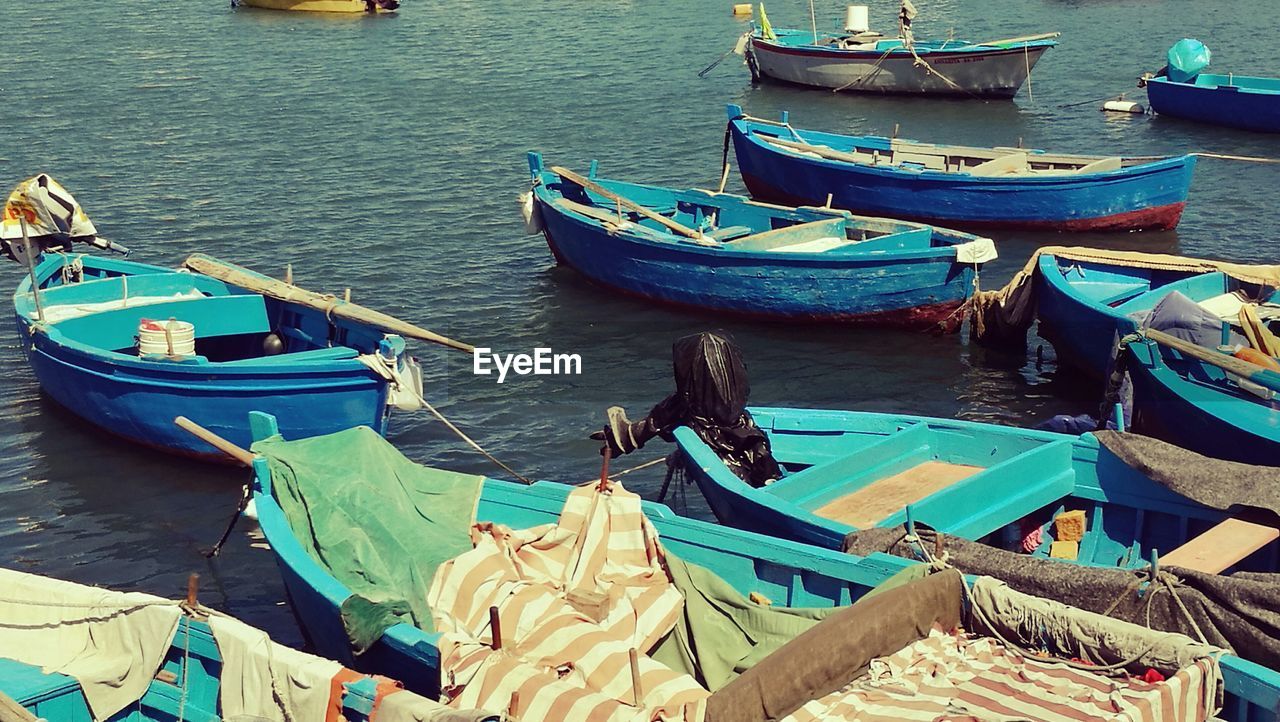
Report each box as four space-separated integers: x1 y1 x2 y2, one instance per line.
1169 72 1280 92
15 255 380 364
743 119 1164 177
533 157 968 255
1042 256 1280 401
764 27 1056 55
681 408 1280 575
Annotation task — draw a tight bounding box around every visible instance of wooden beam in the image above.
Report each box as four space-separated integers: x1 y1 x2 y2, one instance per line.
1144 329 1280 394
1161 518 1279 574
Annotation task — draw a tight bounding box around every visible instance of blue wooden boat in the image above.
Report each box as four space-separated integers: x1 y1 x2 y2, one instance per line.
12 253 431 459
1146 74 1280 133
1 569 493 722
524 152 996 327
246 412 1280 720
1035 252 1280 464
745 23 1057 97
726 105 1198 231
675 407 1280 559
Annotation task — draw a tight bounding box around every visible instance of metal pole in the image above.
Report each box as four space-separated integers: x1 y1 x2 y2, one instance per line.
809 0 818 44
19 217 45 323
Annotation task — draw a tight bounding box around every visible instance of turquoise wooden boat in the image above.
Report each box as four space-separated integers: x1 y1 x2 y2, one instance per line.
1 570 493 722
246 413 1280 720
675 407 1280 569
1035 252 1280 464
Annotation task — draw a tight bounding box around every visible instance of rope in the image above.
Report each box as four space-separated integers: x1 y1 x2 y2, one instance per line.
410 387 534 484
579 455 669 486
900 531 1193 676
832 46 895 93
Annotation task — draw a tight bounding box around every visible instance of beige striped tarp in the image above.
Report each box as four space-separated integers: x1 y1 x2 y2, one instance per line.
428 481 710 721
428 482 1218 722
783 627 1218 722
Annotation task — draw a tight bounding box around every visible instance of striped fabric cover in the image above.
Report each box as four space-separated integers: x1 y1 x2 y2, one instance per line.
428 482 710 721
783 627 1218 722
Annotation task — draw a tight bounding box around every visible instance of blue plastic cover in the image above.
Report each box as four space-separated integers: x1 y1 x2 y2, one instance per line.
1166 38 1211 83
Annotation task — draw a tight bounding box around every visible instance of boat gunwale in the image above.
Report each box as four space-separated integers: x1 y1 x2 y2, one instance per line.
732 117 1193 184
532 174 982 266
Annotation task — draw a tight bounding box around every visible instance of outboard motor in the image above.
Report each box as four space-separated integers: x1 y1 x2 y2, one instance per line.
593 331 782 487
1 174 127 264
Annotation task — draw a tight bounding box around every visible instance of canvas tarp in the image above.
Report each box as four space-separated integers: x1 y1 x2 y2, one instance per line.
967 246 1280 345
1094 430 1280 519
0 569 182 722
253 426 485 644
842 526 1280 669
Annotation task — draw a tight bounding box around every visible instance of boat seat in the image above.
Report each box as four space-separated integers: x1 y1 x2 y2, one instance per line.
1160 518 1279 574
706 225 754 242
770 237 851 253
812 461 982 528
967 152 1029 177
51 294 271 352
892 151 947 170
1075 157 1123 174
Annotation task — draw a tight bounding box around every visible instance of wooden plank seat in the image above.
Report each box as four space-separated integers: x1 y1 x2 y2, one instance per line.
812 461 982 528
1160 518 1280 574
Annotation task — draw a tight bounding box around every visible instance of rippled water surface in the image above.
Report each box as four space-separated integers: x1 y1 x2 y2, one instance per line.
2 0 1279 643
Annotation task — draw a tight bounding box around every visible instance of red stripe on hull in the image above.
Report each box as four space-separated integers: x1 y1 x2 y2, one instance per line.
541 231 963 330
740 172 1186 232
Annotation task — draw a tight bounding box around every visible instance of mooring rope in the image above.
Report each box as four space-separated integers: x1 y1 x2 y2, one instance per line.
411 387 535 485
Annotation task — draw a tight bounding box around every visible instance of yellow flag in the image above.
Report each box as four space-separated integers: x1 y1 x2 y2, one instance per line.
758 2 776 40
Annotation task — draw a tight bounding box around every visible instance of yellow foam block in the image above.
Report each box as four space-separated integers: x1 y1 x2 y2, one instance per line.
1054 509 1087 542
1049 540 1079 560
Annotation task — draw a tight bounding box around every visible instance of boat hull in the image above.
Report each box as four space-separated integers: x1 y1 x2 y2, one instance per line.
749 38 1049 98
237 0 393 12
1147 75 1280 133
538 205 974 328
17 321 389 459
1126 340 1280 465
731 122 1196 232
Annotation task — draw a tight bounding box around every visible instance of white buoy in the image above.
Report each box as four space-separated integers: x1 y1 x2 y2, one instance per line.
845 5 870 33
1102 99 1145 114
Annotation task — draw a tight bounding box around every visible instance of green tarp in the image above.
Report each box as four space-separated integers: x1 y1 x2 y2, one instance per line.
255 426 926 685
254 427 484 649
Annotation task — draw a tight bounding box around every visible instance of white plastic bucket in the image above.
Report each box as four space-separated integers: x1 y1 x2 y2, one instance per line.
845 5 869 33
138 318 196 357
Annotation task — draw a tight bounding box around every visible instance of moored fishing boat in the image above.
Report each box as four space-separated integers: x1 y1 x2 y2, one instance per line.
3 175 471 459
238 412 1277 721
522 153 995 328
726 106 1198 231
0 568 494 722
1143 39 1280 133
234 0 399 13
743 3 1056 97
1017 248 1280 464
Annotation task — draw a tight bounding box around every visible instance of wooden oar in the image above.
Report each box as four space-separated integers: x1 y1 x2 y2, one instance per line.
175 415 256 466
1144 329 1280 394
955 32 1060 50
183 254 474 353
762 136 869 165
549 166 712 244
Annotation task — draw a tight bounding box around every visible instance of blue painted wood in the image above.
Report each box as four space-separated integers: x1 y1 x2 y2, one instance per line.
249 415 1280 720
527 152 990 328
10 253 398 459
1034 253 1280 464
1147 74 1280 133
676 407 1280 573
1 612 417 722
726 105 1197 231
